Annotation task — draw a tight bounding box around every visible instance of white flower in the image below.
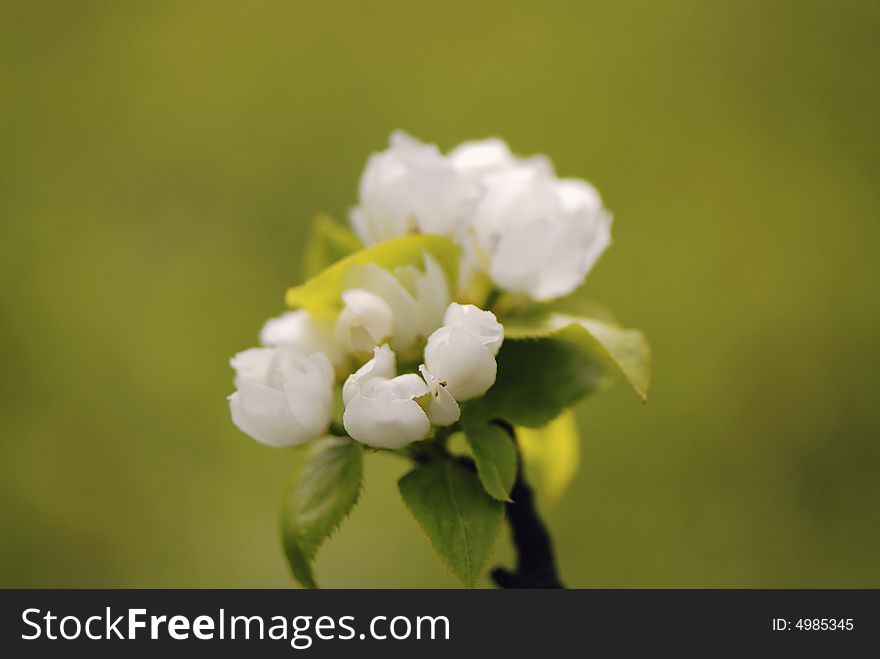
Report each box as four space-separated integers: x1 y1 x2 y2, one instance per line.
423 303 504 401
468 159 612 301
338 254 449 356
228 348 334 447
259 310 345 366
352 132 612 301
350 131 476 245
342 345 431 448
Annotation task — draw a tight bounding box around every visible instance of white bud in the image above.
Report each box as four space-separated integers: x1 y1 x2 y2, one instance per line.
423 303 504 402
228 348 334 447
339 254 449 355
342 345 431 449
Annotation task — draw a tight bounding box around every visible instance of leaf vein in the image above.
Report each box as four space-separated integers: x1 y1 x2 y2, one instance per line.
444 462 472 584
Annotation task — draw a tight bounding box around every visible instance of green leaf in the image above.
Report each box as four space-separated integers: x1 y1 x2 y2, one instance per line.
398 460 503 587
476 337 608 428
286 234 459 314
502 312 651 402
517 410 580 503
281 437 363 589
461 413 517 502
302 213 363 279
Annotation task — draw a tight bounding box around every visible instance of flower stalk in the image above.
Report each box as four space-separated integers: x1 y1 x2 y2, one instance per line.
491 450 565 589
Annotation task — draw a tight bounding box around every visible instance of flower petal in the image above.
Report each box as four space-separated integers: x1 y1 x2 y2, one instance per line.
281 353 335 437
442 303 504 356
419 365 461 426
342 389 430 449
448 137 515 181
343 264 421 351
336 288 394 353
229 383 311 447
342 344 396 405
259 310 343 365
230 347 280 388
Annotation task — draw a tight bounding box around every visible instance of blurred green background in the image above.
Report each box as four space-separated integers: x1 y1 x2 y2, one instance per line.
2 0 879 588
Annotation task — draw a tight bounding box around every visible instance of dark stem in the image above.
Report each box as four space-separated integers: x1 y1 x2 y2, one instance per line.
490 421 565 589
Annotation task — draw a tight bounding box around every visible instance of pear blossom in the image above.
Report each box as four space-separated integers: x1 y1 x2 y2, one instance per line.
342 345 431 448
259 309 344 366
228 348 334 447
224 131 648 589
423 303 504 402
351 131 613 302
338 254 449 356
350 131 477 245
469 160 612 301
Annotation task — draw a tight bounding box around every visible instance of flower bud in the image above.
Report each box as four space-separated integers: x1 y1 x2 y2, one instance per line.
342 345 431 448
339 254 449 356
228 348 334 447
423 303 504 401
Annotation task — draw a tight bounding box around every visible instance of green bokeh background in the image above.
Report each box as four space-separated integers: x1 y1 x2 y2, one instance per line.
2 0 878 588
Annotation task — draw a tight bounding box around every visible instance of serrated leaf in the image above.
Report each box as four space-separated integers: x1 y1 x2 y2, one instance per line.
461 413 516 502
503 312 651 402
476 337 607 428
302 213 363 279
286 234 459 314
281 437 363 589
517 410 580 503
398 460 503 587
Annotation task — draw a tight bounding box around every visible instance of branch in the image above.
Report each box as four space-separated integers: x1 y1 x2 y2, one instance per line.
490 422 564 589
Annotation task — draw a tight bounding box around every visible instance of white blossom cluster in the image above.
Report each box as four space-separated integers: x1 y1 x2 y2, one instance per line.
229 250 502 450
353 131 612 301
228 132 612 451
